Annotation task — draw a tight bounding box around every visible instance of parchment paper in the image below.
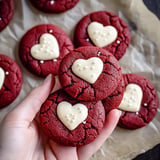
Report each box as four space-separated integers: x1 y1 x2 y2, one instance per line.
0 0 160 160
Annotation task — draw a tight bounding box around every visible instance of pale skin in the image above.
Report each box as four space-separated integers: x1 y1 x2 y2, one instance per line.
0 74 121 160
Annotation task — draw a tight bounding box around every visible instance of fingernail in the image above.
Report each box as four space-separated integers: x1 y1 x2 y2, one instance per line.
43 74 52 85
118 110 122 117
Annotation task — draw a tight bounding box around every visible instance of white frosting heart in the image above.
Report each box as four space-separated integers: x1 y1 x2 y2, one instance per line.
31 33 59 60
0 67 5 90
57 101 88 130
87 22 118 47
72 57 103 84
118 84 143 112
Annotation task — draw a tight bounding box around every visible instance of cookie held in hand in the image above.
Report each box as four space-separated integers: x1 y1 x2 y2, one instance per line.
40 89 105 146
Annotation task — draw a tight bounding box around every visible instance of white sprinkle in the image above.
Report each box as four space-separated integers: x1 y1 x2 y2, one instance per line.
136 112 139 115
0 17 2 21
5 71 9 75
49 30 53 33
97 51 101 56
40 60 44 64
50 0 54 5
82 121 86 124
144 103 148 107
53 59 57 62
86 38 90 42
117 40 120 44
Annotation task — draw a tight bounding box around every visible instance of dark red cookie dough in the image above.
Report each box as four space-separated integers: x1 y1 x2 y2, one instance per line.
19 24 74 77
0 54 22 109
40 89 105 147
29 0 79 13
0 0 14 32
74 11 131 60
118 73 159 129
102 77 125 114
59 46 122 101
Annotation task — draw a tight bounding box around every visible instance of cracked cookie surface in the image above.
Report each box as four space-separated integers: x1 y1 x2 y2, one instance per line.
59 46 122 101
118 73 159 129
19 24 74 77
0 54 22 109
40 89 105 146
29 0 79 13
74 11 131 60
0 0 14 32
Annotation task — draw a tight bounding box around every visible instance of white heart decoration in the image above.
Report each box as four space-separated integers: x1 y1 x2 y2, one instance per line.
87 22 118 47
0 67 5 90
118 84 143 112
31 33 59 60
57 101 88 130
72 57 103 84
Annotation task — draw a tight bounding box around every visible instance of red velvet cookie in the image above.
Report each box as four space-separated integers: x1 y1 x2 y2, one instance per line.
29 0 79 13
59 46 122 101
19 24 74 77
40 89 105 147
0 54 22 109
0 0 14 32
74 11 131 60
102 77 125 114
118 73 159 129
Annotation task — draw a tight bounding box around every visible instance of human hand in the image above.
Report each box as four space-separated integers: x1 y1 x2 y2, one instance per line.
0 74 121 160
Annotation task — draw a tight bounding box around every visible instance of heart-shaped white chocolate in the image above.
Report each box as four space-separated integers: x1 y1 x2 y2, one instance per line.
87 22 118 47
57 101 88 130
72 57 103 84
31 33 59 60
0 67 5 90
118 84 143 112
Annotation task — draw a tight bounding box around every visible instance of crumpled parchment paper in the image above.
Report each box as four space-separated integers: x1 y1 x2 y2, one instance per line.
0 0 160 160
